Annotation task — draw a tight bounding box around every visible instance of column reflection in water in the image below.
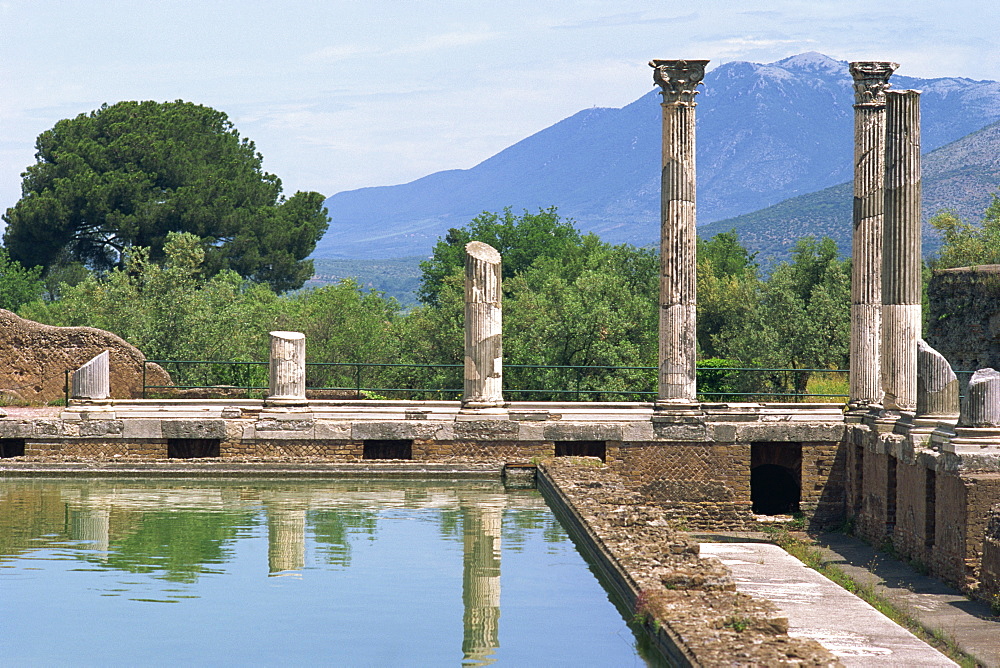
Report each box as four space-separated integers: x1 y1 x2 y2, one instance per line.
461 497 505 666
71 506 110 556
266 501 307 575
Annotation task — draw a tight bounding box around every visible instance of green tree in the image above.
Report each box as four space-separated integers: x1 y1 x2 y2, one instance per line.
417 207 581 305
930 194 1000 268
3 100 328 292
0 247 44 311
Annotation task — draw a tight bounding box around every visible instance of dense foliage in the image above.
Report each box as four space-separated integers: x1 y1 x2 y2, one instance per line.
9 208 853 401
930 194 1000 268
3 100 329 292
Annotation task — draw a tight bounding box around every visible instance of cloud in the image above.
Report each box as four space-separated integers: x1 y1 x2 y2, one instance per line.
554 11 698 30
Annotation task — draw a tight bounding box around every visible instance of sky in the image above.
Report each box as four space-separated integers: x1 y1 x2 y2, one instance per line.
2 0 998 235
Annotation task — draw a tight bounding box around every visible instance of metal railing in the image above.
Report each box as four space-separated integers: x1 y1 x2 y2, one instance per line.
143 359 850 402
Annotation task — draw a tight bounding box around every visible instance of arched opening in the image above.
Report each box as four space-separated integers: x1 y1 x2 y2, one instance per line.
751 442 801 515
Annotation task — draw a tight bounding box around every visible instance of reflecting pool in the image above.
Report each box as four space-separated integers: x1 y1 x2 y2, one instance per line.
0 478 658 666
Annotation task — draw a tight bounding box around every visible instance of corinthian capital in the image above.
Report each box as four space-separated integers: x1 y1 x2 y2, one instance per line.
849 61 899 106
650 59 709 105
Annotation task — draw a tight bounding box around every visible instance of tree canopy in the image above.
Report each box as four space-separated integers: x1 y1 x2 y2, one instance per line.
930 193 1000 269
416 207 582 305
2 100 329 292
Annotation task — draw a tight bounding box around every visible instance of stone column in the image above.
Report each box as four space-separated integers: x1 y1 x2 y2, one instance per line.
881 90 922 414
938 368 1000 454
71 350 110 401
849 62 897 410
462 241 504 411
916 339 959 421
267 331 307 406
650 59 708 406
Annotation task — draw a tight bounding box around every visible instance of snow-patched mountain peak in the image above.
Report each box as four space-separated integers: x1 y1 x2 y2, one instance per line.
772 52 847 76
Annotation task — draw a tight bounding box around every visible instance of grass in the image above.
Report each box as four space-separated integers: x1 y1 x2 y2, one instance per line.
804 373 849 403
760 525 981 667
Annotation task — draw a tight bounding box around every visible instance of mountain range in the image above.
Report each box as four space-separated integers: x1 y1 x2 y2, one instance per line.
314 52 1000 261
700 118 1000 264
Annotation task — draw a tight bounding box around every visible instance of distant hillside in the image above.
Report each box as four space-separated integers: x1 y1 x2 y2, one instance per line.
699 119 1000 265
303 257 424 308
315 52 1000 259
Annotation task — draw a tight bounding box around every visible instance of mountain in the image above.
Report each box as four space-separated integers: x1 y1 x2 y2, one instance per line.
699 119 1000 265
314 52 1000 259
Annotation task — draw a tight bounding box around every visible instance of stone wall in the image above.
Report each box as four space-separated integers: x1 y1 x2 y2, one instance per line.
980 505 1000 603
0 309 170 403
927 266 1000 379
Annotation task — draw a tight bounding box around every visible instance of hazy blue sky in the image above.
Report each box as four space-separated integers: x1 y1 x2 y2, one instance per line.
2 0 997 228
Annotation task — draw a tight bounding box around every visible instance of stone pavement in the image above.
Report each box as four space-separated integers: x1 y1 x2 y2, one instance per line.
815 532 1000 668
700 542 957 666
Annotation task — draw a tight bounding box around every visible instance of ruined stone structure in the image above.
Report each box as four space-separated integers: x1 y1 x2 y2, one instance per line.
650 59 707 406
71 351 110 401
849 61 897 409
6 58 1000 625
267 331 307 406
0 309 170 403
462 241 504 411
881 89 922 414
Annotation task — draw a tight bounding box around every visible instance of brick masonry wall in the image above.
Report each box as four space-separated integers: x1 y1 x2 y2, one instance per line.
612 442 753 530
801 441 846 526
980 505 1000 603
855 442 890 544
893 460 930 565
26 440 167 458
934 473 970 587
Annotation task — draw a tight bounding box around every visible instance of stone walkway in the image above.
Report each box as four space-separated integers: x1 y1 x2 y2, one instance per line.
700 542 957 667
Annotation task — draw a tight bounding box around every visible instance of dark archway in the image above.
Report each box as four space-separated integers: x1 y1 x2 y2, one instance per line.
751 442 802 515
751 464 801 515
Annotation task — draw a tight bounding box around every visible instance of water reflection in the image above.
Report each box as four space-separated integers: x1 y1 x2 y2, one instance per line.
0 479 649 666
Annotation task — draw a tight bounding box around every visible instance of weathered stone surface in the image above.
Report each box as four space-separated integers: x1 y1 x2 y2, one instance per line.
926 265 1000 386
542 423 623 442
463 241 504 409
268 331 307 403
849 62 897 410
452 419 520 440
881 90 922 413
0 309 170 403
71 351 110 400
960 368 1000 427
78 420 124 437
350 421 438 440
160 419 227 440
917 339 959 418
542 458 837 666
122 419 163 440
651 59 707 404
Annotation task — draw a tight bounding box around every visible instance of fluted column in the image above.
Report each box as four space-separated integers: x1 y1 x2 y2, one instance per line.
849 62 897 410
881 90 922 413
71 350 110 400
462 241 504 410
916 339 959 421
267 331 307 405
650 59 708 406
960 369 1000 428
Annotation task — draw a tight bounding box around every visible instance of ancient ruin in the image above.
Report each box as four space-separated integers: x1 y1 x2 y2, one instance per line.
5 57 1000 665
462 241 504 411
650 59 707 406
848 61 897 409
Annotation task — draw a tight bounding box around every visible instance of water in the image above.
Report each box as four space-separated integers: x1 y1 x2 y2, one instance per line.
0 478 659 666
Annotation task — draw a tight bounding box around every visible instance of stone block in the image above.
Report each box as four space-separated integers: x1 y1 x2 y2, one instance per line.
122 419 162 439
0 420 34 438
351 421 437 440
621 421 655 441
735 423 842 443
651 421 707 441
314 422 352 440
542 423 623 442
452 420 519 440
161 419 227 440
78 420 124 437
